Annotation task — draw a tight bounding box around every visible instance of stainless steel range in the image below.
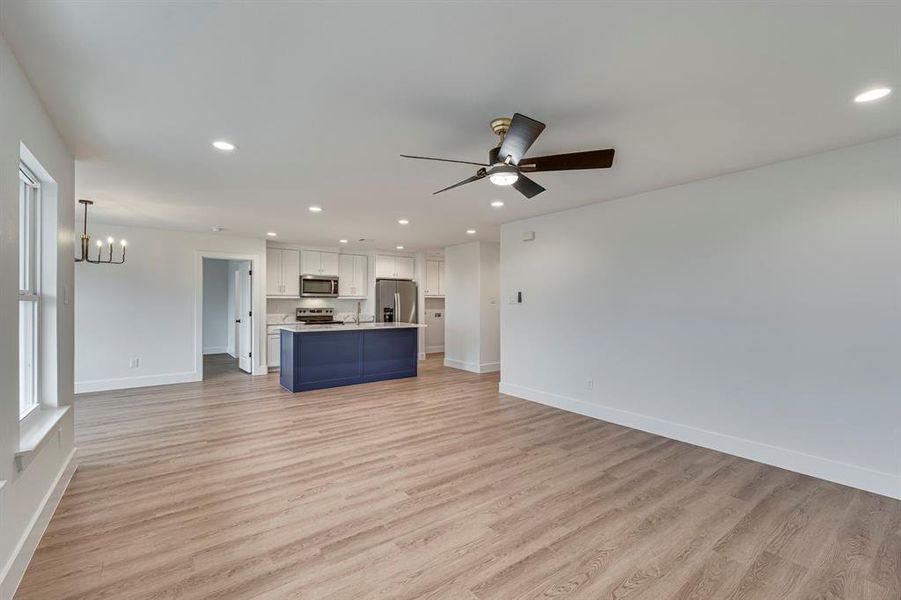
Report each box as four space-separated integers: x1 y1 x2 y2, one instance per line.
296 307 344 325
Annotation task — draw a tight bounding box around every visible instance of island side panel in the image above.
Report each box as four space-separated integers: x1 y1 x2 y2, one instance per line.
279 329 296 391
361 328 418 383
295 331 363 392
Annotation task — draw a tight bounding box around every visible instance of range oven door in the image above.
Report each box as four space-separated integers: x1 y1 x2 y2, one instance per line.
301 276 339 297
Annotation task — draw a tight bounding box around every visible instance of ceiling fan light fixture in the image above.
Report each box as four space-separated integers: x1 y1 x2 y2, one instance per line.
489 169 519 186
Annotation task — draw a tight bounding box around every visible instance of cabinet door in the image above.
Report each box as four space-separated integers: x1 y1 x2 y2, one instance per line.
267 335 280 367
375 255 395 279
437 261 446 296
353 254 368 297
395 256 415 280
319 252 339 276
301 250 320 276
281 250 300 296
266 248 283 295
338 254 354 296
425 261 439 296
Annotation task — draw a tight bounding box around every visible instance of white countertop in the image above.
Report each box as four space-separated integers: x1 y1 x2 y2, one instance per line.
277 322 425 333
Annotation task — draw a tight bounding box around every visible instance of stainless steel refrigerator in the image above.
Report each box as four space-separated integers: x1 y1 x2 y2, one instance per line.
376 279 418 323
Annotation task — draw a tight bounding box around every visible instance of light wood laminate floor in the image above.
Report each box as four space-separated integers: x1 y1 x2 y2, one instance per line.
16 355 900 599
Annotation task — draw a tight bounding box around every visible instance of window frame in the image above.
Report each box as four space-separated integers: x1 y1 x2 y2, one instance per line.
19 163 41 420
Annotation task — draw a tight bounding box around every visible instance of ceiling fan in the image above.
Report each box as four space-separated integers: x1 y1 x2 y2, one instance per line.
401 113 615 199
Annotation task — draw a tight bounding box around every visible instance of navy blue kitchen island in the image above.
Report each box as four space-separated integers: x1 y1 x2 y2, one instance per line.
279 323 425 392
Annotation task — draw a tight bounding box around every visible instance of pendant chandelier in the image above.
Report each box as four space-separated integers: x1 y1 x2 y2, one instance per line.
75 199 127 264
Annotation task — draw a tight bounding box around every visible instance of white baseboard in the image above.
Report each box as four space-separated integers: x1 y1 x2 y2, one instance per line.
418 352 426 361
203 346 229 355
444 358 500 374
426 345 445 354
499 382 901 501
0 447 77 599
75 371 200 394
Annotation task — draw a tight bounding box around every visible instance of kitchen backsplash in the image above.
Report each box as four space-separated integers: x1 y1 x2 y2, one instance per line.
267 297 374 323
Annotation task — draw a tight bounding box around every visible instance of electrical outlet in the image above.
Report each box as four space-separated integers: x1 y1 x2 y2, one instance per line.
586 377 594 391
129 358 140 368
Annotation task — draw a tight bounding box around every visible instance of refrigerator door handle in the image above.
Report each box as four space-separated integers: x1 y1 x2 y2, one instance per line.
394 292 400 322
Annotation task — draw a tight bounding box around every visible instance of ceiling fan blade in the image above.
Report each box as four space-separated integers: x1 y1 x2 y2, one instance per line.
518 149 615 172
512 174 545 199
401 154 488 167
497 113 545 165
433 170 487 195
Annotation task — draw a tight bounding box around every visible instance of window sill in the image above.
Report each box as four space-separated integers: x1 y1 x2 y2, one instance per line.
16 406 70 472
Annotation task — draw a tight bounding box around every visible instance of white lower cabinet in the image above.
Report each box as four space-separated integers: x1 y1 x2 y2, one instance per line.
267 326 281 369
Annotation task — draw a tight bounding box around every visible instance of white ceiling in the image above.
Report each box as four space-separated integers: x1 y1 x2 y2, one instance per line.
2 1 899 252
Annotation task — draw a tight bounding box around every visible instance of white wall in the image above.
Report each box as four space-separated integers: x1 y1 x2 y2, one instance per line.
201 258 229 354
75 224 267 392
500 136 901 500
479 242 500 369
0 34 76 598
444 241 500 373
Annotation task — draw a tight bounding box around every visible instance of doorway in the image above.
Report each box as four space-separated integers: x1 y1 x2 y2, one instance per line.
202 258 252 378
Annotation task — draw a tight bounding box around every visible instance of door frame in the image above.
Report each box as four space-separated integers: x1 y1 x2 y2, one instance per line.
194 251 265 379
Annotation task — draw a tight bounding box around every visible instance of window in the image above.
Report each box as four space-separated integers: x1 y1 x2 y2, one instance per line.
19 164 40 419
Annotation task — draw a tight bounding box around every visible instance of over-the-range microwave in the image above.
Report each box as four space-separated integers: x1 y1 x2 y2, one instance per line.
300 275 339 297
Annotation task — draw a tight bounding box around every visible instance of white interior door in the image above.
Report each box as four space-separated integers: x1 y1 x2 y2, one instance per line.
237 262 252 373
230 270 240 357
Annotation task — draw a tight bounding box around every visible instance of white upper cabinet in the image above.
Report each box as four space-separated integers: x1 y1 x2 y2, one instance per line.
425 260 440 296
267 248 300 296
424 260 446 297
282 250 300 296
338 254 368 298
395 256 415 280
374 255 395 279
375 254 415 280
301 250 339 276
320 252 339 276
266 248 282 296
301 250 319 276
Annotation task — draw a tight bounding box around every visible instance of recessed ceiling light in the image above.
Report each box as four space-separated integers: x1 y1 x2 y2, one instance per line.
854 87 892 103
396 245 405 250
211 226 224 232
212 140 236 151
266 232 277 237
398 219 409 225
308 206 322 213
339 239 348 244
466 229 476 235
490 200 505 208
